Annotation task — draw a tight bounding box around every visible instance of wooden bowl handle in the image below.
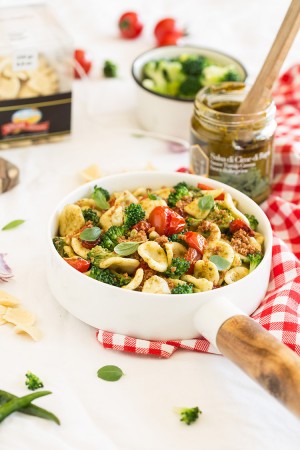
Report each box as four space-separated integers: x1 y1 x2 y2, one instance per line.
217 315 300 418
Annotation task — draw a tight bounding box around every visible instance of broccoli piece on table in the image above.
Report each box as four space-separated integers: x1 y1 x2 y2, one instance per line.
53 237 67 257
176 406 202 425
100 226 126 251
89 266 130 287
165 257 190 279
82 208 100 226
181 56 208 76
245 214 259 231
171 283 193 294
124 203 145 229
25 371 44 391
167 182 190 207
248 252 263 272
178 76 202 98
201 64 241 86
103 60 118 78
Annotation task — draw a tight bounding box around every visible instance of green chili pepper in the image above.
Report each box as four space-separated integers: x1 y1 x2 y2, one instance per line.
0 390 60 425
0 390 51 423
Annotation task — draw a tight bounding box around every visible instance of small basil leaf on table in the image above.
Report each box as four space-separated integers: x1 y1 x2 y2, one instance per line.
80 227 101 241
2 219 25 231
97 365 124 382
209 255 231 271
114 242 142 256
198 195 214 211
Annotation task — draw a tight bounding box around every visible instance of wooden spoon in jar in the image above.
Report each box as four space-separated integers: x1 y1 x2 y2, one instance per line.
238 0 300 115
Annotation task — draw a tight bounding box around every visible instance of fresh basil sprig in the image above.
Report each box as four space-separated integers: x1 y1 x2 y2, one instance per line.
198 195 214 211
2 220 25 231
114 241 142 256
91 190 110 210
209 255 231 271
97 365 124 382
80 227 101 242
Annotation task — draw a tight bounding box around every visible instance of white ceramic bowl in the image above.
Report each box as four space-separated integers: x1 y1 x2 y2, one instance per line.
47 171 272 342
131 46 247 140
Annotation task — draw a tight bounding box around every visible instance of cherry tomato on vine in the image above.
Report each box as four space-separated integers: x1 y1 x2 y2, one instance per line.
64 258 90 273
148 206 186 236
118 12 143 39
154 17 185 46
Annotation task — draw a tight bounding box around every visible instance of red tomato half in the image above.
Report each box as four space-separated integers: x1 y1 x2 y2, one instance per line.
74 49 92 79
118 12 143 39
148 206 186 236
197 183 224 201
185 248 202 274
64 258 90 273
184 231 206 255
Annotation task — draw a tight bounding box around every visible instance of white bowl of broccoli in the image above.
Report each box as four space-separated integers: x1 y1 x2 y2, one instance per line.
131 46 247 140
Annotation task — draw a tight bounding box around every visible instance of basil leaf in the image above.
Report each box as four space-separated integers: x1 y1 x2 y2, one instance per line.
148 193 160 200
91 190 110 210
198 195 214 211
2 220 25 231
80 227 101 242
114 241 141 256
209 255 231 271
97 365 124 382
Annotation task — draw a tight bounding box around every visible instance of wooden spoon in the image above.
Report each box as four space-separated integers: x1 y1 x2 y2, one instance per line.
238 0 300 115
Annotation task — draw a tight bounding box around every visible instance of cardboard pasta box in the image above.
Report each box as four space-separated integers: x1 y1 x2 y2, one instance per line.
0 3 73 149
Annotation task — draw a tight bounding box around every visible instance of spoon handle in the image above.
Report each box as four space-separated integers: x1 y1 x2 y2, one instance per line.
238 0 300 114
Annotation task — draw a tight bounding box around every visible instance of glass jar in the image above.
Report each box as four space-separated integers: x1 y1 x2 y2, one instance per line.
190 82 277 204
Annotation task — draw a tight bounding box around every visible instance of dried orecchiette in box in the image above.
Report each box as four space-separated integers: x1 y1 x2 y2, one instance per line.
0 4 73 149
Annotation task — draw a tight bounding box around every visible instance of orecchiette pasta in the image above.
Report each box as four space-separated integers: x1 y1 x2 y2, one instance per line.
53 181 264 294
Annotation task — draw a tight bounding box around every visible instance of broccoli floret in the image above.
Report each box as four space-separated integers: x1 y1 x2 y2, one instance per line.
92 186 110 200
87 245 115 266
53 237 67 257
181 56 208 76
89 266 130 287
168 182 190 207
202 64 241 86
25 371 44 391
124 203 145 229
248 253 263 272
165 257 190 279
178 76 202 98
100 226 126 251
142 61 168 94
82 208 100 226
176 407 202 425
171 283 193 294
103 60 118 78
245 214 259 231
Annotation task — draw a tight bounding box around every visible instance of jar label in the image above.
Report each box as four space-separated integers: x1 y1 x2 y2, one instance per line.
209 150 271 175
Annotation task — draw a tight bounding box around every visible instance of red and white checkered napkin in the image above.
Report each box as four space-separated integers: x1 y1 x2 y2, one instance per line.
96 65 300 358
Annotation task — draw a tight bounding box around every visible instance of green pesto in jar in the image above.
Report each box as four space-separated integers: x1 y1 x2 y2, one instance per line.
190 82 277 204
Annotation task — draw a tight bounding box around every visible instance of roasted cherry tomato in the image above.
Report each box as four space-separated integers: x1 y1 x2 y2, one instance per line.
118 12 143 39
229 219 254 236
197 183 224 201
154 18 184 46
184 247 202 274
64 258 90 272
80 236 101 249
74 49 92 79
148 206 186 236
184 231 206 255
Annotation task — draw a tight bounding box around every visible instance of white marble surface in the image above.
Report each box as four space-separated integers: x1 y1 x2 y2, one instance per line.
1 1 300 449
